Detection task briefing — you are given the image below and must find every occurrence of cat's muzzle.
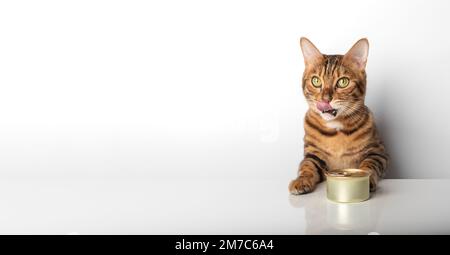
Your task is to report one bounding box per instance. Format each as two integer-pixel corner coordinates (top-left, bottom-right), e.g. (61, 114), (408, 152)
(322, 109), (338, 117)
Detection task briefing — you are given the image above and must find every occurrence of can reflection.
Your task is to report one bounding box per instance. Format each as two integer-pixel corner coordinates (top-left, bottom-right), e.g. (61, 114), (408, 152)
(326, 200), (370, 230)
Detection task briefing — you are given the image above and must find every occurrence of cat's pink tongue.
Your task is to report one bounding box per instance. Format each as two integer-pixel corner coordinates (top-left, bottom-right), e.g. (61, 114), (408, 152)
(316, 101), (333, 112)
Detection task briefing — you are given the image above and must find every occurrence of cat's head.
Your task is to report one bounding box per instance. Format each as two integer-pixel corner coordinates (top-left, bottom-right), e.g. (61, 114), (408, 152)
(300, 37), (369, 121)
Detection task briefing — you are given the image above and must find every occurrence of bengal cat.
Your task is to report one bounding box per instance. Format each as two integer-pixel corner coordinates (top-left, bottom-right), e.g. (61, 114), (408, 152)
(289, 37), (389, 195)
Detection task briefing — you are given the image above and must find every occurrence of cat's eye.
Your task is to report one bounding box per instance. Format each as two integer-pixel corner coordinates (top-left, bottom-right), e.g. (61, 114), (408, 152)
(337, 77), (350, 88)
(311, 76), (322, 87)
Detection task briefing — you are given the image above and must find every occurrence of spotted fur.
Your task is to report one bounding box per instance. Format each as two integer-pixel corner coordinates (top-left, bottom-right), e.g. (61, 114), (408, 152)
(289, 38), (389, 195)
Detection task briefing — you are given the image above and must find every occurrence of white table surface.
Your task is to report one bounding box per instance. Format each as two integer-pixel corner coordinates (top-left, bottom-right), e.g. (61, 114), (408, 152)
(0, 178), (448, 234)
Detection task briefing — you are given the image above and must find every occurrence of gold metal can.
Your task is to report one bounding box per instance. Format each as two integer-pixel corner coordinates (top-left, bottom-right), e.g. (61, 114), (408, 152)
(325, 169), (370, 203)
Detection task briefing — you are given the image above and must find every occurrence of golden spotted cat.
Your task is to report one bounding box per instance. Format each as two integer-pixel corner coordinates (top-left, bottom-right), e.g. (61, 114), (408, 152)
(289, 38), (389, 195)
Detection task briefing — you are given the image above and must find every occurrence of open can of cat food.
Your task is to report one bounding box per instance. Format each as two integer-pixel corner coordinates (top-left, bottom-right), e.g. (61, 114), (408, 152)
(325, 169), (370, 203)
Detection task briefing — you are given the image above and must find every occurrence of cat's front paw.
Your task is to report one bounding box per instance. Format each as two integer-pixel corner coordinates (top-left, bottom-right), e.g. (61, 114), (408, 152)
(289, 176), (316, 195)
(361, 168), (379, 192)
(369, 175), (378, 192)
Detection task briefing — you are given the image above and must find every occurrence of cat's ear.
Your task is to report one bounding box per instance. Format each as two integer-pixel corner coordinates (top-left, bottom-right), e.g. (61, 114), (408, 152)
(343, 38), (369, 70)
(300, 37), (323, 67)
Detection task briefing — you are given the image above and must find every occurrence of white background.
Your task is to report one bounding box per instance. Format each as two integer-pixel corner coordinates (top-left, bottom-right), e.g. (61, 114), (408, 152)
(0, 0), (449, 181)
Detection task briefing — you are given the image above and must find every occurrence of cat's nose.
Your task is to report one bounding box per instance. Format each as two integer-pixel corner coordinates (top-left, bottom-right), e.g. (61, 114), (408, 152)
(322, 95), (333, 102)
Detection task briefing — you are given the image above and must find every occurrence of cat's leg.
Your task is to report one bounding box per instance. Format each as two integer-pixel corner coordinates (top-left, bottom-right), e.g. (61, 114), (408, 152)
(359, 151), (389, 192)
(289, 153), (326, 195)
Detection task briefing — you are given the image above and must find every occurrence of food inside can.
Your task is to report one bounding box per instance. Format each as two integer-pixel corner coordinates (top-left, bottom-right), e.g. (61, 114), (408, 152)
(325, 169), (370, 203)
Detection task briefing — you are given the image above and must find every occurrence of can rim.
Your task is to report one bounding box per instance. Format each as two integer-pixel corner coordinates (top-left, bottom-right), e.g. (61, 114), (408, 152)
(325, 168), (371, 178)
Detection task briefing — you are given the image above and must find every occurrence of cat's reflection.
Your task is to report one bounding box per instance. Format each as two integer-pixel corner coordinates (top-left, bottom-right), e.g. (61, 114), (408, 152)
(289, 188), (384, 234)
